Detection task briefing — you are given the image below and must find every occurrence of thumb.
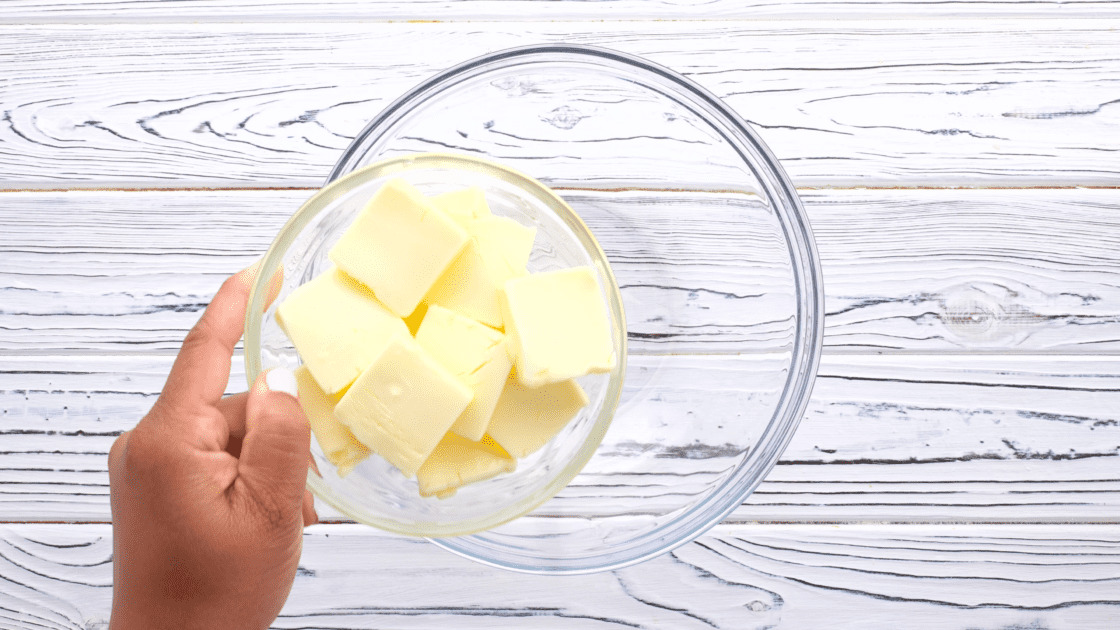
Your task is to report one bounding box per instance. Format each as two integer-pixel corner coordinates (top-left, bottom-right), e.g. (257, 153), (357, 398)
(237, 369), (310, 526)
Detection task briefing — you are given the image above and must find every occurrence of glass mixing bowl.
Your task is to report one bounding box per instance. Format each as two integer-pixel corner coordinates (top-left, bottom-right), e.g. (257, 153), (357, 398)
(248, 43), (824, 574)
(245, 153), (627, 539)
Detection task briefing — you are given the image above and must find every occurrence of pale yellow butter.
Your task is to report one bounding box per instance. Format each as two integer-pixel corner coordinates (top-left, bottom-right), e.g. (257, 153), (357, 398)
(329, 178), (469, 317)
(431, 186), (492, 228)
(471, 216), (536, 281)
(276, 267), (408, 395)
(423, 241), (503, 327)
(499, 267), (615, 388)
(425, 214), (536, 328)
(334, 334), (473, 478)
(415, 304), (512, 441)
(486, 377), (589, 458)
(416, 432), (516, 499)
(294, 366), (369, 477)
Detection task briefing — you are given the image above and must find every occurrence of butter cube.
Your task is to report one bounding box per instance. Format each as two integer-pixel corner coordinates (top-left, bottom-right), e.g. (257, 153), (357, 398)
(294, 366), (369, 477)
(416, 432), (516, 499)
(431, 186), (492, 228)
(486, 377), (589, 458)
(423, 242), (502, 327)
(329, 178), (470, 317)
(415, 305), (512, 441)
(276, 267), (409, 395)
(425, 215), (536, 328)
(471, 216), (536, 280)
(499, 267), (615, 388)
(334, 335), (473, 478)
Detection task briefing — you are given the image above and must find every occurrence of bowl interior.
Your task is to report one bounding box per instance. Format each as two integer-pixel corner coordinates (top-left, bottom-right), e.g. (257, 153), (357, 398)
(245, 155), (627, 538)
(255, 44), (824, 573)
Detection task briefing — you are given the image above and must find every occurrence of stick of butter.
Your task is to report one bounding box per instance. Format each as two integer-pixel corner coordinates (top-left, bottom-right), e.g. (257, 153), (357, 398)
(486, 376), (589, 458)
(294, 366), (369, 477)
(334, 334), (474, 478)
(499, 266), (615, 388)
(416, 432), (516, 499)
(415, 304), (512, 442)
(329, 178), (470, 317)
(276, 267), (408, 395)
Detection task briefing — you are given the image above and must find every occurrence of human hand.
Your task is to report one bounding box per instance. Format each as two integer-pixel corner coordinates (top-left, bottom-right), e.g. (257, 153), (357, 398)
(108, 261), (317, 630)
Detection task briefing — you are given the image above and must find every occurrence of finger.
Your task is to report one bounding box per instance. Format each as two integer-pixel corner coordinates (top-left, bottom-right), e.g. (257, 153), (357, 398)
(302, 490), (319, 527)
(236, 369), (310, 526)
(217, 391), (249, 437)
(225, 435), (244, 459)
(160, 260), (263, 412)
(263, 264), (284, 311)
(216, 391), (250, 457)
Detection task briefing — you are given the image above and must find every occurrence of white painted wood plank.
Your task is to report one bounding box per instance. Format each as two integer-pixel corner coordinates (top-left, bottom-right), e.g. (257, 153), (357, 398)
(3, 188), (1117, 354)
(1, 22), (1118, 189)
(5, 0), (1120, 22)
(737, 353), (1120, 521)
(1, 353), (1117, 522)
(1, 523), (1118, 629)
(804, 189), (1120, 353)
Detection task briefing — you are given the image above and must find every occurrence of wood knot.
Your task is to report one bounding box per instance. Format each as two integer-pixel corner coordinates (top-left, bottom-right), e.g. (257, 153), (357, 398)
(940, 284), (1040, 343)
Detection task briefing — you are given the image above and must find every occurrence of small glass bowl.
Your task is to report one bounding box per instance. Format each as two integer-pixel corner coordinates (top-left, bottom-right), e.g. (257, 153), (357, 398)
(249, 43), (825, 574)
(245, 153), (627, 538)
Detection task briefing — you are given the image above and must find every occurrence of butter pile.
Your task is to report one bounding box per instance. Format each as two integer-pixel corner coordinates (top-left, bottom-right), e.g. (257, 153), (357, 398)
(278, 178), (615, 499)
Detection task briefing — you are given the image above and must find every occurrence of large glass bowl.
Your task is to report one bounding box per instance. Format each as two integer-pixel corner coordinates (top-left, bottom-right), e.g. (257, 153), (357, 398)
(249, 44), (824, 574)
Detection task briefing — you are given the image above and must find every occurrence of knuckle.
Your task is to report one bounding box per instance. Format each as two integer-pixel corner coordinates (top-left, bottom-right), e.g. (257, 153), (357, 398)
(108, 431), (129, 465)
(120, 425), (155, 473)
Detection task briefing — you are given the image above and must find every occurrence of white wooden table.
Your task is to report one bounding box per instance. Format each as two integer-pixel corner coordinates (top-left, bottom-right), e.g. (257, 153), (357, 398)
(2, 3), (1119, 628)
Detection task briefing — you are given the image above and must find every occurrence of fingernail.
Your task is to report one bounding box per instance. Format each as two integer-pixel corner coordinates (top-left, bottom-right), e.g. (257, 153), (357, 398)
(265, 368), (299, 399)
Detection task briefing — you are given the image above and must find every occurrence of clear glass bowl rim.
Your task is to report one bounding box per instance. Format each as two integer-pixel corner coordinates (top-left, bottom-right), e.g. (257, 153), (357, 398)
(327, 43), (826, 573)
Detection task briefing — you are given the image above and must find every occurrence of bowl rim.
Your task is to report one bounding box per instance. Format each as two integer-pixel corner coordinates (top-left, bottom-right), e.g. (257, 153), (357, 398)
(244, 152), (628, 538)
(328, 43), (825, 573)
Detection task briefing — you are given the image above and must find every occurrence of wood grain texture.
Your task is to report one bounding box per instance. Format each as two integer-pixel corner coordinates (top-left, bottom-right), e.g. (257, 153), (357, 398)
(1, 3), (1116, 627)
(1, 21), (1118, 188)
(5, 0), (1120, 22)
(805, 189), (1120, 353)
(3, 188), (1117, 354)
(2, 353), (1116, 522)
(1, 523), (1118, 629)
